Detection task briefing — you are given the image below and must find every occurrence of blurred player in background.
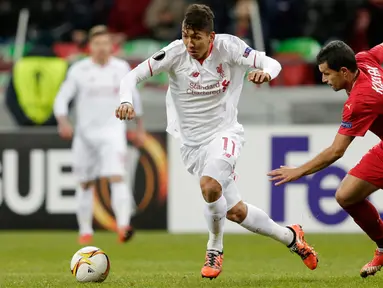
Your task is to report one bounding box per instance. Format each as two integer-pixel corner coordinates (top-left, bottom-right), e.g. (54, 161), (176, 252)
(268, 40), (383, 278)
(116, 4), (318, 279)
(54, 25), (145, 245)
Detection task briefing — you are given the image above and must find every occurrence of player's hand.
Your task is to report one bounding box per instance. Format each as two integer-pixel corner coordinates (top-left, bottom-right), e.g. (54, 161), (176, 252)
(247, 70), (271, 84)
(58, 121), (73, 140)
(267, 166), (304, 186)
(115, 103), (136, 121)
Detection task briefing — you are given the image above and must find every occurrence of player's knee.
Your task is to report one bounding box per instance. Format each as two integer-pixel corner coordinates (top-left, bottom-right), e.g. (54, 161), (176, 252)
(335, 190), (352, 208)
(200, 176), (222, 203)
(226, 201), (247, 223)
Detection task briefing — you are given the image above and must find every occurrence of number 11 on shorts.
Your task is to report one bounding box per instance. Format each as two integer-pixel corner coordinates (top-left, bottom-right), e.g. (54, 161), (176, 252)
(222, 137), (235, 158)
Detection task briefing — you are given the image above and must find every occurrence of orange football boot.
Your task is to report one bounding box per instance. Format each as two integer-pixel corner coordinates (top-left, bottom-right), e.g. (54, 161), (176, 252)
(118, 226), (135, 243)
(288, 224), (318, 270)
(78, 234), (93, 245)
(201, 250), (224, 280)
(360, 249), (383, 278)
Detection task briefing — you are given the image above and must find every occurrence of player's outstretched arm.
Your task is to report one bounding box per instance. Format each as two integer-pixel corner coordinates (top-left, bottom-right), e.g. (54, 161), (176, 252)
(117, 60), (145, 124)
(54, 68), (77, 140)
(268, 133), (354, 186)
(118, 64), (150, 120)
(117, 46), (175, 121)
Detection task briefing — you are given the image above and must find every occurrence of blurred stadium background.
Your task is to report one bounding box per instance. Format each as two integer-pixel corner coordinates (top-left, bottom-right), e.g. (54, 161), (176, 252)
(2, 0), (383, 287)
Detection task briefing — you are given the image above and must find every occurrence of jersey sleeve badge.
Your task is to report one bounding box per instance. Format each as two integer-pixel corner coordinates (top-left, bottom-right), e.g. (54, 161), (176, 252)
(243, 47), (253, 58)
(152, 50), (166, 61)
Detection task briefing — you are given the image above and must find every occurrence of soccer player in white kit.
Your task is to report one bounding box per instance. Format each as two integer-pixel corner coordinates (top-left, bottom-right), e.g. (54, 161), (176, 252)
(54, 26), (145, 245)
(116, 4), (319, 279)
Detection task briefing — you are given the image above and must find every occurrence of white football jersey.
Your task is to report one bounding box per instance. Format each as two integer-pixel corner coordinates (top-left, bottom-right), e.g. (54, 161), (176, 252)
(54, 57), (142, 135)
(120, 34), (281, 146)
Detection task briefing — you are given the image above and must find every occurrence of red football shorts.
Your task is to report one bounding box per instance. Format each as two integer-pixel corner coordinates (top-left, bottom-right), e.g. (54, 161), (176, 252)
(349, 143), (383, 188)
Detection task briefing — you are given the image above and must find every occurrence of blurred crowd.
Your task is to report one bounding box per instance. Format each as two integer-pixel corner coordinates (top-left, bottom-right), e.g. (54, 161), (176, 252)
(0, 0), (383, 110)
(0, 0), (382, 54)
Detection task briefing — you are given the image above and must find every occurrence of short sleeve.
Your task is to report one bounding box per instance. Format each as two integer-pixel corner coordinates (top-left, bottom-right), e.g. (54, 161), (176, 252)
(338, 99), (377, 137)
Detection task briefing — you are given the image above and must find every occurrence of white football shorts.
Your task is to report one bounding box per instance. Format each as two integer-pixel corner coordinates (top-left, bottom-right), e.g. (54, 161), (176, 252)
(180, 130), (245, 210)
(72, 130), (127, 183)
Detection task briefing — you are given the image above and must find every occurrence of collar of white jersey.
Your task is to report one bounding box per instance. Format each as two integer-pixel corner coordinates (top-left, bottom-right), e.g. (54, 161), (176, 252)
(90, 57), (112, 67)
(196, 42), (214, 65)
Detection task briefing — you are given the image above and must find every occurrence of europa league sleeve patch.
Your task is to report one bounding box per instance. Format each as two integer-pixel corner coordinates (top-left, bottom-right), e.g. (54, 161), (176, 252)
(152, 50), (166, 61)
(243, 47), (253, 58)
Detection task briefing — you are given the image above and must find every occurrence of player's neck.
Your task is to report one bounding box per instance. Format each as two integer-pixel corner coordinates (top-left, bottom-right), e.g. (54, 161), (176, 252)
(198, 54), (208, 64)
(91, 56), (110, 66)
(346, 69), (360, 95)
(198, 43), (213, 65)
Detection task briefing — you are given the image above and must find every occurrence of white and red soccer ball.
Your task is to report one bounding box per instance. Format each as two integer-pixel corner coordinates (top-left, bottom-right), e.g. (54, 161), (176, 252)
(70, 246), (110, 282)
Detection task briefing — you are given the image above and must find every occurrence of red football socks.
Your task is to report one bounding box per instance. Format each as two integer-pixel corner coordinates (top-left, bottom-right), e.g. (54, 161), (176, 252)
(343, 199), (383, 247)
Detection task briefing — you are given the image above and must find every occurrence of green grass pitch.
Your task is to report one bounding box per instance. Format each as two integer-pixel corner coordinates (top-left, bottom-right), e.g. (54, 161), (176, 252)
(1, 231), (382, 287)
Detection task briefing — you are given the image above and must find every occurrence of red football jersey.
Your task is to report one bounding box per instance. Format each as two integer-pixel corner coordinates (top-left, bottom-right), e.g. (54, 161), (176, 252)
(338, 44), (383, 139)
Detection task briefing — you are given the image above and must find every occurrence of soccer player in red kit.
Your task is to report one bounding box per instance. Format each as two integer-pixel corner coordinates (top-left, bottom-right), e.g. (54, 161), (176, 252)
(268, 40), (383, 278)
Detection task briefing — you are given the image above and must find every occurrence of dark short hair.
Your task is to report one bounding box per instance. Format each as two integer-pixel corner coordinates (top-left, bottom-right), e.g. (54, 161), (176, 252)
(183, 4), (214, 33)
(316, 40), (357, 72)
(88, 25), (109, 40)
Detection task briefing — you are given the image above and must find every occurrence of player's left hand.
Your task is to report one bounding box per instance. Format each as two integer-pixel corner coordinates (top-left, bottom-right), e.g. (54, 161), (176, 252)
(247, 70), (271, 84)
(267, 166), (304, 186)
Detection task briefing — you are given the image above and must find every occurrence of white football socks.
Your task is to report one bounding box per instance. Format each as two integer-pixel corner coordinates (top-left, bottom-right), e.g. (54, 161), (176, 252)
(76, 186), (94, 235)
(204, 196), (227, 252)
(240, 202), (295, 246)
(111, 181), (133, 229)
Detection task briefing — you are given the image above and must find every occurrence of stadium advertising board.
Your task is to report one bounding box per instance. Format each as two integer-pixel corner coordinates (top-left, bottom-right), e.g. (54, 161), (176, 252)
(0, 130), (168, 230)
(169, 125), (383, 233)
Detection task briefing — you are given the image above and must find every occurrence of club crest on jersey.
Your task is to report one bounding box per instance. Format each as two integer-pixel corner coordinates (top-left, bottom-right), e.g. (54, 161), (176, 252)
(152, 50), (166, 61)
(243, 47), (252, 58)
(216, 63), (225, 78)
